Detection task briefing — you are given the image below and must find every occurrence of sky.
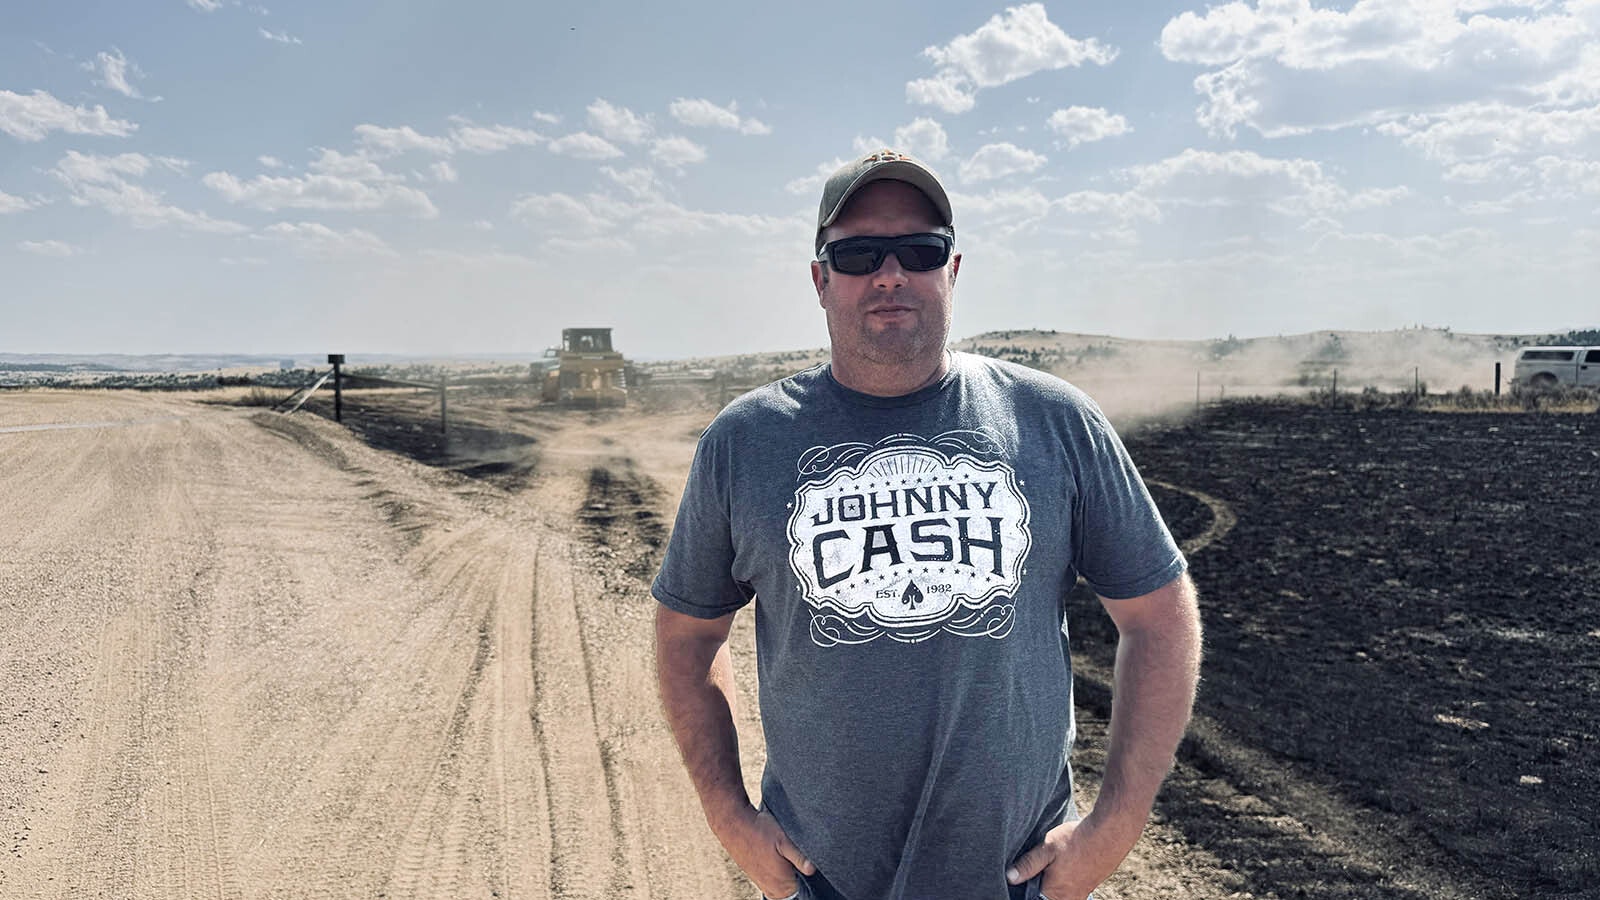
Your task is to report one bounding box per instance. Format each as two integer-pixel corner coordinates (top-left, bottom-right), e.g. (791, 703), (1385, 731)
(3, 0), (1599, 359)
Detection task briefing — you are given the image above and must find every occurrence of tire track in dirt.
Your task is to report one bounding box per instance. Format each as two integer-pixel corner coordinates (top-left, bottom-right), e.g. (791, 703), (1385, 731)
(1146, 479), (1237, 556)
(528, 519), (621, 898)
(378, 609), (494, 899)
(526, 544), (571, 899)
(571, 569), (648, 900)
(489, 544), (554, 900)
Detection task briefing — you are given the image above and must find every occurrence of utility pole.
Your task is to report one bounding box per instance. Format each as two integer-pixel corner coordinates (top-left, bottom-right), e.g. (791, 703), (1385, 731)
(328, 354), (345, 422)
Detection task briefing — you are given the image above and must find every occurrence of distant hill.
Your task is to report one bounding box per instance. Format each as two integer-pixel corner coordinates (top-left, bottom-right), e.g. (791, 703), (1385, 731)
(5, 328), (1592, 407)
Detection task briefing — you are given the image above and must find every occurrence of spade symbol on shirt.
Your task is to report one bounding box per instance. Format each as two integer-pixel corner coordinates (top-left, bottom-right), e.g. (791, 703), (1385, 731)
(901, 582), (924, 609)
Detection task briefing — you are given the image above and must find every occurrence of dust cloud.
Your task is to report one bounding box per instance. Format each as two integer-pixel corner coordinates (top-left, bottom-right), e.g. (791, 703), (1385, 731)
(668, 328), (1539, 430)
(956, 327), (1533, 427)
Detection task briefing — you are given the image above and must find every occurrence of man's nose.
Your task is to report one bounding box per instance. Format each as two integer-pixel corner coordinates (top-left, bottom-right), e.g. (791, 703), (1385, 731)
(872, 251), (909, 288)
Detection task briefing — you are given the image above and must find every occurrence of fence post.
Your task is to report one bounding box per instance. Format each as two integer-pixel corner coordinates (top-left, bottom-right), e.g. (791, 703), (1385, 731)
(328, 354), (345, 422)
(1415, 366), (1421, 397)
(1494, 362), (1501, 397)
(1332, 368), (1338, 396)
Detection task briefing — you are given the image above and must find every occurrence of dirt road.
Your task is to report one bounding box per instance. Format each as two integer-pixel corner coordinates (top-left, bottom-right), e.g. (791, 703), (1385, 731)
(0, 390), (759, 899)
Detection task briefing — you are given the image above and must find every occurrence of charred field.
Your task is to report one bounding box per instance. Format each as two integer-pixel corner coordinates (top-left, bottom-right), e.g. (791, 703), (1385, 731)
(1071, 399), (1600, 899)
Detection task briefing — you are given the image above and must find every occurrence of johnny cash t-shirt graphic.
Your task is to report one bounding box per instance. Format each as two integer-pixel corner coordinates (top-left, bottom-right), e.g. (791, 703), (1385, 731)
(786, 428), (1033, 646)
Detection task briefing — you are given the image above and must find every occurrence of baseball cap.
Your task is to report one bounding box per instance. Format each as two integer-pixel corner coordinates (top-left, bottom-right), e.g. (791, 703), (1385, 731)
(815, 149), (953, 254)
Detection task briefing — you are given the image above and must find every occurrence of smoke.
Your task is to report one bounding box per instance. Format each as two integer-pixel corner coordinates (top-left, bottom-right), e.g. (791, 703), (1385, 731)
(955, 328), (1531, 427)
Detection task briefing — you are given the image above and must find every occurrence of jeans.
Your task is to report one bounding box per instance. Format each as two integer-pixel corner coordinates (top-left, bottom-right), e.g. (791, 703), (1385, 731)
(764, 869), (1058, 899)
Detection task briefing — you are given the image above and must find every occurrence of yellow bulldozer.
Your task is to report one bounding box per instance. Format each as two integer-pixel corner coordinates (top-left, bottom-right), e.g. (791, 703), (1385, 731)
(538, 327), (628, 407)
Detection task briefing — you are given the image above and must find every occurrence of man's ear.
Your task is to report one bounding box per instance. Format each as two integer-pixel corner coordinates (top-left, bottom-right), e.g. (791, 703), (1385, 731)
(949, 252), (961, 286)
(811, 260), (829, 300)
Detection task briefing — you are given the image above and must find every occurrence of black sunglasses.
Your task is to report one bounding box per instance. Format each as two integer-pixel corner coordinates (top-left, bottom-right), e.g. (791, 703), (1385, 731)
(818, 232), (953, 276)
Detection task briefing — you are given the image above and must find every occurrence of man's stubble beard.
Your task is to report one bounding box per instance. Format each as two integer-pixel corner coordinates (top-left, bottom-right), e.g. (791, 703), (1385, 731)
(829, 286), (952, 369)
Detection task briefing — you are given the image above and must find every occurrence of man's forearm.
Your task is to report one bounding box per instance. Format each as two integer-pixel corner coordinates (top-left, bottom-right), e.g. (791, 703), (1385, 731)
(1096, 580), (1203, 823)
(656, 633), (752, 830)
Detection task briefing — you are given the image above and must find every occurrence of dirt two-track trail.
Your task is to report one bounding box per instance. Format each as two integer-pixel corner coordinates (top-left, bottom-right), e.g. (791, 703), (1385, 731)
(0, 390), (761, 900)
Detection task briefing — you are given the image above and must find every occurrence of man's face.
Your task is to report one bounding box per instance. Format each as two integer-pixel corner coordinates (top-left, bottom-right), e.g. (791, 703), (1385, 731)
(811, 180), (961, 374)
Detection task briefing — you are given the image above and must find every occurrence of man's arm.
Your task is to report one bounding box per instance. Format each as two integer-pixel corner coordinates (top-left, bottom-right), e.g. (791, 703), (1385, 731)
(1007, 573), (1203, 900)
(655, 604), (816, 898)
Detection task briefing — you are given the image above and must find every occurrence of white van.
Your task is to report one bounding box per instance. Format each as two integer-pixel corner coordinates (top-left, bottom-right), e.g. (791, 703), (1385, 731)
(1513, 346), (1600, 389)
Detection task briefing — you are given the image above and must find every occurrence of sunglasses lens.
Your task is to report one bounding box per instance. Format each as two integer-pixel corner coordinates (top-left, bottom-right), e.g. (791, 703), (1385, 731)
(825, 234), (950, 275)
(829, 241), (884, 276)
(894, 236), (950, 271)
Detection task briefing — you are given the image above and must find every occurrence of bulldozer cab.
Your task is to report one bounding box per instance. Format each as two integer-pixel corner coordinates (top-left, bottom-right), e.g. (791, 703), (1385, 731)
(563, 329), (614, 353)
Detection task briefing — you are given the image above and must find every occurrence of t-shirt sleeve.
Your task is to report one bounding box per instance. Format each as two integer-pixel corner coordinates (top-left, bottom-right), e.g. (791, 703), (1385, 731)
(652, 426), (754, 619)
(1069, 397), (1188, 600)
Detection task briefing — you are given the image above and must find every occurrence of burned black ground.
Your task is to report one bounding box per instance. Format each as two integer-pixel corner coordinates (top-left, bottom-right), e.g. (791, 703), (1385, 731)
(1070, 401), (1599, 899)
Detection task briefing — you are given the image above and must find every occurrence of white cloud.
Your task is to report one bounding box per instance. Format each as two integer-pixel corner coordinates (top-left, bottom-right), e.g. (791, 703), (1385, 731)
(532, 110), (561, 125)
(1441, 159), (1526, 183)
(668, 98), (771, 135)
(53, 150), (162, 183)
(908, 4), (1118, 114)
(1382, 102), (1600, 166)
(449, 122), (545, 153)
(1124, 148), (1409, 217)
(1045, 106), (1131, 148)
(259, 221), (395, 257)
(948, 185), (1160, 242)
(429, 160), (458, 183)
(0, 89), (137, 142)
(511, 190), (805, 249)
(601, 166), (662, 200)
(187, 0), (222, 10)
(85, 48), (156, 101)
(1055, 190), (1163, 224)
(511, 192), (614, 235)
(355, 123), (455, 156)
(894, 118), (951, 162)
(959, 142), (1047, 183)
(1, 190), (38, 213)
(628, 205), (797, 239)
(548, 132), (624, 159)
(259, 28), (302, 45)
(950, 187), (1055, 236)
(906, 74), (977, 115)
(18, 239), (80, 257)
(203, 151), (439, 217)
(258, 155), (285, 169)
(51, 151), (246, 233)
(651, 135), (707, 168)
(1536, 155), (1600, 195)
(219, 256), (268, 266)
(306, 148), (389, 179)
(785, 157), (852, 196)
(1161, 0), (1598, 141)
(587, 99), (653, 144)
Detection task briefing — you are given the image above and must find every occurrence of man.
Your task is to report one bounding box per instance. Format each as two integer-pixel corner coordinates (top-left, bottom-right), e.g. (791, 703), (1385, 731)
(653, 149), (1202, 900)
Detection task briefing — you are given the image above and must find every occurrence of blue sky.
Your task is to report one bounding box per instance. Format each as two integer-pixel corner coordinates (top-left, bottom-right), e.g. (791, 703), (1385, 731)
(3, 1), (1598, 358)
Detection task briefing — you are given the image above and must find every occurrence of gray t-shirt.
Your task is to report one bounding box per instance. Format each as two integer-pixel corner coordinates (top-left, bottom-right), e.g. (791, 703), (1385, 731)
(653, 353), (1185, 900)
